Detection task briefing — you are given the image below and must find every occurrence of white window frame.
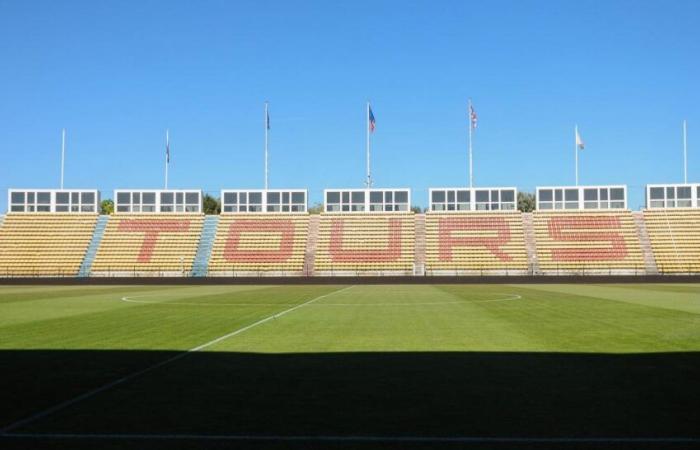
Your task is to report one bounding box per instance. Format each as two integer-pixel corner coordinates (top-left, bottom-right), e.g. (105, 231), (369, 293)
(536, 185), (627, 210)
(114, 189), (202, 214)
(646, 183), (700, 209)
(429, 187), (517, 212)
(7, 189), (100, 213)
(324, 188), (411, 213)
(221, 189), (308, 213)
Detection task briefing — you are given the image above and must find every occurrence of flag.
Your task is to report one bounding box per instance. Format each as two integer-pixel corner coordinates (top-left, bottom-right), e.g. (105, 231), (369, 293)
(166, 131), (170, 163)
(575, 127), (584, 150)
(368, 106), (376, 133)
(469, 103), (477, 129)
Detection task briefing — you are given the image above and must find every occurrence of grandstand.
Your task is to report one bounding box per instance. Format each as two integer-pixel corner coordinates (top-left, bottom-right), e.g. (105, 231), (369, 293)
(313, 189), (415, 275)
(90, 190), (204, 276)
(643, 183), (700, 274)
(533, 185), (645, 274)
(425, 187), (528, 275)
(0, 190), (100, 277)
(2, 182), (700, 278)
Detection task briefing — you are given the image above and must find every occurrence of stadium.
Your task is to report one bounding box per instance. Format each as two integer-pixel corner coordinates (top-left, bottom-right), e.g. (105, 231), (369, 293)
(1, 1), (700, 449)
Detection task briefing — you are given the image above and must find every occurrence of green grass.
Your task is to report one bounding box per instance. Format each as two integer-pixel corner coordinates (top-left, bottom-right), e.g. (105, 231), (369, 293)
(0, 283), (699, 450)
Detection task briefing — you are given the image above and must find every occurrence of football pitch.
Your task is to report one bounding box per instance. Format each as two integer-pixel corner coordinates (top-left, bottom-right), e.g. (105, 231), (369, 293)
(1, 283), (699, 449)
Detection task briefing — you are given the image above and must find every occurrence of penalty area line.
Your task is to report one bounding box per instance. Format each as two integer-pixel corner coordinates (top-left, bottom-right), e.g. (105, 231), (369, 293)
(0, 285), (355, 434)
(1, 432), (699, 444)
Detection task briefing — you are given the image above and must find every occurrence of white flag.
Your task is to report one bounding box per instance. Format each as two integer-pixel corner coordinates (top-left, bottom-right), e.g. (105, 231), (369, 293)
(575, 127), (584, 150)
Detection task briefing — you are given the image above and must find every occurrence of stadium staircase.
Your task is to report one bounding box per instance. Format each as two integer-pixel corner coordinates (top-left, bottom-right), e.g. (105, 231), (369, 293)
(413, 213), (426, 275)
(631, 211), (659, 275)
(522, 213), (540, 275)
(77, 215), (110, 277)
(191, 215), (219, 277)
(303, 215), (320, 276)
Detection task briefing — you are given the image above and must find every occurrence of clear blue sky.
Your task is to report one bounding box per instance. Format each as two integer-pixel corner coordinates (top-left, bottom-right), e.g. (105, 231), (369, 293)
(1, 0), (698, 212)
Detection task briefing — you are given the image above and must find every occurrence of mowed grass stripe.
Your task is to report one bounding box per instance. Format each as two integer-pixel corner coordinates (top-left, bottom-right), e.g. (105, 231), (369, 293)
(0, 285), (351, 431)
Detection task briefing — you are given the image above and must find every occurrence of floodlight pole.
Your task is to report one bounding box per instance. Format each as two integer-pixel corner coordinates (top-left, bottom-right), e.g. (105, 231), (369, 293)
(683, 120), (688, 184)
(60, 128), (66, 189)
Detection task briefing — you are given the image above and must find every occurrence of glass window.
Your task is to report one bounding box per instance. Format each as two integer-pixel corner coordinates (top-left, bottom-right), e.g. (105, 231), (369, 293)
(342, 192), (350, 203)
(678, 186), (691, 199)
(37, 192), (50, 203)
(282, 192), (289, 203)
(351, 191), (365, 203)
(224, 192), (236, 204)
(28, 192), (35, 203)
(185, 193), (199, 204)
(564, 189), (578, 201)
(491, 190), (500, 202)
(132, 192), (141, 203)
(82, 192), (95, 204)
(240, 192), (247, 203)
(56, 192), (69, 203)
(327, 192), (340, 204)
(501, 190), (514, 202)
(457, 190), (470, 202)
(292, 192), (305, 204)
(611, 188), (624, 201)
(600, 189), (608, 200)
(117, 192), (130, 204)
(384, 191), (393, 202)
(432, 191), (445, 203)
(71, 192), (80, 203)
(539, 190), (552, 202)
(370, 191), (383, 203)
(649, 187), (664, 200)
(176, 192), (183, 203)
(447, 191), (455, 202)
(142, 192), (156, 204)
(584, 189), (597, 201)
(10, 192), (25, 204)
(161, 192), (173, 204)
(475, 190), (489, 203)
(267, 192), (280, 203)
(249, 192), (262, 204)
(554, 190), (563, 201)
(56, 205), (69, 212)
(395, 191), (408, 203)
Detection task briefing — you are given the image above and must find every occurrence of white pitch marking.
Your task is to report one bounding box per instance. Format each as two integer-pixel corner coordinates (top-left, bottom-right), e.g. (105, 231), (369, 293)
(1, 432), (698, 444)
(0, 285), (356, 434)
(120, 293), (522, 307)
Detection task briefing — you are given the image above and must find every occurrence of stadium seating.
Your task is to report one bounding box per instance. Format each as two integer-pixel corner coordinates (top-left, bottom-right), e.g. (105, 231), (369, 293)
(91, 214), (204, 276)
(643, 209), (700, 274)
(0, 213), (98, 277)
(207, 214), (309, 276)
(533, 211), (645, 274)
(425, 212), (529, 275)
(314, 213), (415, 275)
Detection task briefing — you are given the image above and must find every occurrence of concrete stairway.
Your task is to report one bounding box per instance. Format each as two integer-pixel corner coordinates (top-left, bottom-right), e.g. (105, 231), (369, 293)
(632, 211), (659, 275)
(522, 212), (540, 275)
(413, 213), (426, 275)
(78, 215), (110, 277)
(192, 215), (219, 277)
(303, 215), (320, 276)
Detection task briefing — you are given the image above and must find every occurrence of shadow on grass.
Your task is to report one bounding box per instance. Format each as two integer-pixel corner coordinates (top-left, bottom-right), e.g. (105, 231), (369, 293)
(1, 350), (699, 449)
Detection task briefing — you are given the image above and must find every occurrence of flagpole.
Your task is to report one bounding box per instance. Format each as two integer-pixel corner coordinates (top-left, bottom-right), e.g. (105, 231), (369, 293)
(683, 120), (688, 184)
(575, 125), (579, 186)
(468, 99), (473, 188)
(60, 128), (66, 189)
(366, 101), (371, 188)
(264, 101), (269, 190)
(165, 129), (169, 190)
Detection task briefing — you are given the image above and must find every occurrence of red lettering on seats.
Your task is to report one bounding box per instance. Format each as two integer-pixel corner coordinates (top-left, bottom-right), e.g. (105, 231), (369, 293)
(547, 216), (627, 261)
(329, 218), (402, 262)
(117, 220), (191, 263)
(438, 216), (513, 262)
(223, 220), (294, 262)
